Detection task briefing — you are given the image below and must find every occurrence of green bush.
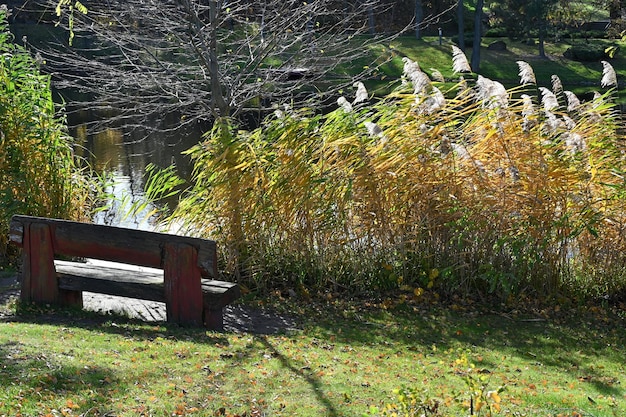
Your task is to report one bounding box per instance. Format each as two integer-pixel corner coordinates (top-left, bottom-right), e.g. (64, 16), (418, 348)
(0, 5), (95, 264)
(483, 27), (509, 38)
(559, 29), (609, 40)
(563, 45), (613, 61)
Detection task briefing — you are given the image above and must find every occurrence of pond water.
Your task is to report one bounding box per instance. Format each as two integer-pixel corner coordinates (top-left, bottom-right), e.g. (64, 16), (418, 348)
(70, 121), (205, 229)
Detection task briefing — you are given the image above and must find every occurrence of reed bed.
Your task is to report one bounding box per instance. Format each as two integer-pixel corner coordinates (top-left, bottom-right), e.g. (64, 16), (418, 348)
(0, 8), (93, 263)
(160, 49), (626, 299)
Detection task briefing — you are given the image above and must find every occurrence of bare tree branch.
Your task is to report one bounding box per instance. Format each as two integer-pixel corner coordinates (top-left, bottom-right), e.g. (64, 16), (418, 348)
(29, 0), (401, 134)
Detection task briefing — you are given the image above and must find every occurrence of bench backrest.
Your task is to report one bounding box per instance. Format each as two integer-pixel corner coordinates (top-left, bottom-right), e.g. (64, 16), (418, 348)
(9, 215), (218, 278)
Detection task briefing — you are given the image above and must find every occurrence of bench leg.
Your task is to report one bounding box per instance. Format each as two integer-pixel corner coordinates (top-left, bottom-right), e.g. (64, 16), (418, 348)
(203, 308), (224, 331)
(22, 223), (58, 304)
(163, 243), (203, 327)
(21, 223), (83, 308)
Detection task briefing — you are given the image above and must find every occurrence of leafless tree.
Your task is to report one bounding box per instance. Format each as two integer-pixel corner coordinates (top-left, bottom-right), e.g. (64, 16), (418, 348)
(30, 0), (395, 133)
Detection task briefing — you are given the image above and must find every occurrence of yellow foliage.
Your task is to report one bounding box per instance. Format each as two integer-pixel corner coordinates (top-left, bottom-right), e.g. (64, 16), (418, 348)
(166, 58), (626, 297)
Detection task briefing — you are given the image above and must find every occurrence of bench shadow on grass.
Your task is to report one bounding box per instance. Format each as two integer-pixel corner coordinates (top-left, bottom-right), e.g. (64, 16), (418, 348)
(6, 301), (230, 345)
(2, 298), (339, 416)
(4, 292), (626, 415)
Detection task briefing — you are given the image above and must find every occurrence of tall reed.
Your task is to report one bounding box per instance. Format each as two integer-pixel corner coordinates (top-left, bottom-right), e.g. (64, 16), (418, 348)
(0, 6), (94, 264)
(160, 52), (626, 299)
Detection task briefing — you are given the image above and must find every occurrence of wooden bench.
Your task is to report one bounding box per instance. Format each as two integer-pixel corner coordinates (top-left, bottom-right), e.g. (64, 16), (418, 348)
(8, 215), (240, 330)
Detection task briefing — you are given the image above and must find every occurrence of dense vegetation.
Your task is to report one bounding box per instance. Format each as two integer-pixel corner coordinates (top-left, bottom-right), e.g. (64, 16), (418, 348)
(148, 46), (626, 302)
(0, 6), (95, 265)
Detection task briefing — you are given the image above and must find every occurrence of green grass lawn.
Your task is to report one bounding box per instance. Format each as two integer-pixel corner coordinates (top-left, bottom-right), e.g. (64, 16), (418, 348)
(1, 294), (625, 416)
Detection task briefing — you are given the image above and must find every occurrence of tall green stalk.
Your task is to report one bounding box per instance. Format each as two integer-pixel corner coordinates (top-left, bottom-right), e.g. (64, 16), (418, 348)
(0, 6), (94, 264)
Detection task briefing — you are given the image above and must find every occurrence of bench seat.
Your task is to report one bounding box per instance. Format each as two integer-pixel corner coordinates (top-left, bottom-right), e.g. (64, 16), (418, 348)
(55, 261), (240, 329)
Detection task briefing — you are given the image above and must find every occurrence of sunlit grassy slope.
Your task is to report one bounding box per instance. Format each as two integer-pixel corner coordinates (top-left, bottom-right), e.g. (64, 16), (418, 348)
(358, 35), (626, 101)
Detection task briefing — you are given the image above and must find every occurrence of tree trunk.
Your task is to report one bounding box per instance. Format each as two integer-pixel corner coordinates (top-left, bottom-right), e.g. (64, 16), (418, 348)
(367, 1), (376, 35)
(538, 19), (546, 58)
(470, 0), (483, 72)
(610, 0), (620, 19)
(457, 0), (465, 51)
(209, 0), (229, 117)
(415, 0), (423, 40)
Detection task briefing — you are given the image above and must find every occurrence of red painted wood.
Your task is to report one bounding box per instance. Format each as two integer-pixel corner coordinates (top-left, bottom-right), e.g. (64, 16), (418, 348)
(22, 223), (58, 304)
(11, 215), (218, 278)
(163, 243), (203, 326)
(19, 222), (32, 303)
(203, 308), (224, 331)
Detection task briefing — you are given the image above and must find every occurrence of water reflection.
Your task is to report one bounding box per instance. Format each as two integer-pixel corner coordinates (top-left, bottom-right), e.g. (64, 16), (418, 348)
(72, 122), (204, 229)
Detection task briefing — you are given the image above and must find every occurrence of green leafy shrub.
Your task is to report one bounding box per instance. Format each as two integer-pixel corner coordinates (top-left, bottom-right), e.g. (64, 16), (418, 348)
(0, 5), (94, 264)
(483, 27), (508, 38)
(560, 29), (609, 40)
(563, 45), (613, 61)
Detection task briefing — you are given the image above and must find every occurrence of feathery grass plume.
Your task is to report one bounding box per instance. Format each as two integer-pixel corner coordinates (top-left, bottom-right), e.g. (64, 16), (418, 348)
(476, 75), (508, 108)
(564, 91), (581, 111)
(521, 94), (535, 131)
(562, 114), (576, 130)
(592, 91), (604, 108)
(539, 87), (559, 111)
(551, 75), (563, 95)
(402, 57), (421, 84)
(353, 81), (368, 104)
(564, 132), (586, 153)
(521, 94), (535, 116)
(516, 61), (536, 85)
(411, 70), (432, 96)
(402, 56), (420, 75)
(450, 142), (471, 159)
(543, 110), (563, 134)
(364, 121), (388, 146)
(451, 45), (471, 73)
(600, 61), (617, 88)
(418, 86), (446, 114)
(429, 68), (445, 82)
(364, 121), (383, 137)
(337, 96), (353, 113)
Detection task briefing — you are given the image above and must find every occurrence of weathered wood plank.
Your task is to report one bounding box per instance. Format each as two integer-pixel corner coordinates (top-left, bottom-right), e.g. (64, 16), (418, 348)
(55, 261), (240, 310)
(202, 280), (241, 307)
(202, 280), (241, 331)
(56, 261), (166, 302)
(22, 223), (58, 304)
(10, 215), (218, 278)
(163, 243), (203, 326)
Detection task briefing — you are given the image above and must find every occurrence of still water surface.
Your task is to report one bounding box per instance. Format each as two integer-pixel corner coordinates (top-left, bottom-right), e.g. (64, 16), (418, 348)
(71, 122), (204, 229)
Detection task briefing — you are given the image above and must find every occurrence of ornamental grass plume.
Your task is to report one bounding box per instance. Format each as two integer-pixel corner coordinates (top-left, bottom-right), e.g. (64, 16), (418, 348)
(600, 60), (617, 88)
(564, 91), (581, 111)
(516, 61), (536, 85)
(539, 87), (559, 111)
(451, 45), (471, 73)
(429, 68), (445, 83)
(551, 74), (563, 95)
(337, 96), (353, 113)
(353, 81), (369, 104)
(475, 75), (508, 108)
(402, 56), (421, 80)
